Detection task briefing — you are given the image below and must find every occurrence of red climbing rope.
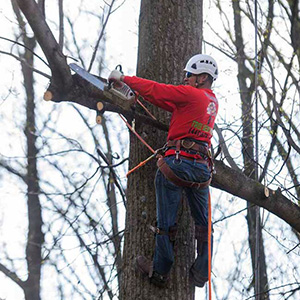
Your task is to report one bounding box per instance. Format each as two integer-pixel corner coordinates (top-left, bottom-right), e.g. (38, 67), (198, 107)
(208, 191), (212, 300)
(118, 113), (155, 154)
(126, 151), (157, 177)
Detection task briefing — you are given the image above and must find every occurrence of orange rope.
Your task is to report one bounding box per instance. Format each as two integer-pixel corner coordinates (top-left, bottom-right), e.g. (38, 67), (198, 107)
(118, 114), (155, 153)
(126, 152), (157, 177)
(136, 99), (157, 120)
(208, 191), (212, 300)
(133, 91), (157, 120)
(118, 113), (158, 177)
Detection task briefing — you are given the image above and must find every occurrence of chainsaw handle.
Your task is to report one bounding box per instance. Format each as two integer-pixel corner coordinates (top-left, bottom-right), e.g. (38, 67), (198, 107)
(115, 64), (123, 74)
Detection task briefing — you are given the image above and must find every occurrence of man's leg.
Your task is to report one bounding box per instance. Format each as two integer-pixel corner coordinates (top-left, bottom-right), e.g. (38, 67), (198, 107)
(136, 157), (183, 287)
(153, 161), (183, 275)
(185, 162), (213, 287)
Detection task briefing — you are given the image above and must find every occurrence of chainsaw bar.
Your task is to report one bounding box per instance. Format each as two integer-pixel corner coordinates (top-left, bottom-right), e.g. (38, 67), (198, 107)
(70, 63), (156, 120)
(69, 63), (106, 91)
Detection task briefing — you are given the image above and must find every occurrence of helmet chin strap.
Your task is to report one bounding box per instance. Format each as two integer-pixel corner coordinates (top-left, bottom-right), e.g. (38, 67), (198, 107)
(195, 75), (204, 88)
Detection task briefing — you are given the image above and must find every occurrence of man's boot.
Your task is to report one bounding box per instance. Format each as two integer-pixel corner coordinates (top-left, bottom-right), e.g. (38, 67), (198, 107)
(190, 225), (210, 288)
(136, 255), (169, 288)
(189, 263), (208, 288)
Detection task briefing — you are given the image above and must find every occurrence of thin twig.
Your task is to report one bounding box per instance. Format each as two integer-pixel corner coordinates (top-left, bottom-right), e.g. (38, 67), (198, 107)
(0, 50), (51, 79)
(58, 0), (64, 50)
(0, 36), (49, 67)
(88, 0), (116, 72)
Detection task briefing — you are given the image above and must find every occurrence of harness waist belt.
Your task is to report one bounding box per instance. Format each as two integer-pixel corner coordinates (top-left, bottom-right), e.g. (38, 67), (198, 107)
(175, 156), (209, 164)
(157, 157), (211, 189)
(166, 139), (209, 155)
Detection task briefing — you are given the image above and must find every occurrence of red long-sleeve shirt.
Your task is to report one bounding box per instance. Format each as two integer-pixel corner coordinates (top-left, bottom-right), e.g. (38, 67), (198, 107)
(123, 76), (218, 156)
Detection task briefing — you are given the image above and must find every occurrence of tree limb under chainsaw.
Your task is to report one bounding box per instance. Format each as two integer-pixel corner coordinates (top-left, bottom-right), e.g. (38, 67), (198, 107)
(44, 73), (168, 132)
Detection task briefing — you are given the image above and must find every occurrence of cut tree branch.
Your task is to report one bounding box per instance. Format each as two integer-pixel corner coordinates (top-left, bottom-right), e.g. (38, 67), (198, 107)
(212, 160), (300, 232)
(45, 73), (168, 132)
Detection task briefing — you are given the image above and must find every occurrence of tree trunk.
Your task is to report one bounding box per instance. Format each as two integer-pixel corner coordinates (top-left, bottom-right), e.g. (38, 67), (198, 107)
(21, 36), (43, 300)
(246, 205), (269, 299)
(120, 1), (203, 299)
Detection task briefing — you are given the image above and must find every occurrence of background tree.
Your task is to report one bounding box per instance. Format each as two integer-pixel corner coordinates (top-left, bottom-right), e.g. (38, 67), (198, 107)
(0, 2), (43, 299)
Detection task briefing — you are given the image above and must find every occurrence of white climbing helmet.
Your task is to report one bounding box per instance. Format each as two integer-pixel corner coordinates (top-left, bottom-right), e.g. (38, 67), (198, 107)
(184, 54), (218, 80)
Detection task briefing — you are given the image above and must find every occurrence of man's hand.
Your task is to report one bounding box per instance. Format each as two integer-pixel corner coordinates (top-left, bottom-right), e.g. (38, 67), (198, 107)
(108, 70), (124, 83)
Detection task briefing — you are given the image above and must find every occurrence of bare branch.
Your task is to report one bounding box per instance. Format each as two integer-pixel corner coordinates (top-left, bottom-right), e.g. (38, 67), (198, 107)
(0, 36), (49, 67)
(214, 124), (241, 171)
(15, 0), (72, 91)
(0, 159), (26, 183)
(0, 263), (25, 289)
(65, 16), (86, 68)
(265, 54), (300, 154)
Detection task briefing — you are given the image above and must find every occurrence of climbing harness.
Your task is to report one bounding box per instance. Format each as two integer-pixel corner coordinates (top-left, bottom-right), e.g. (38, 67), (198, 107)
(156, 139), (214, 189)
(157, 157), (211, 189)
(127, 138), (214, 186)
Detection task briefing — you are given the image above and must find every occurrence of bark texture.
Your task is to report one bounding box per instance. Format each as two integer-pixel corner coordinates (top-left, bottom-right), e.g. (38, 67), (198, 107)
(120, 1), (203, 299)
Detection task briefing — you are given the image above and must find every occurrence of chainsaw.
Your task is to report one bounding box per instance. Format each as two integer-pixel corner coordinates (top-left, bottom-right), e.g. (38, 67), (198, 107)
(69, 63), (156, 124)
(69, 63), (135, 101)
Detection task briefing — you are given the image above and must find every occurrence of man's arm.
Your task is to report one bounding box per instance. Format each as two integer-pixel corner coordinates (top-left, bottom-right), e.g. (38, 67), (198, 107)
(123, 76), (190, 111)
(108, 71), (189, 112)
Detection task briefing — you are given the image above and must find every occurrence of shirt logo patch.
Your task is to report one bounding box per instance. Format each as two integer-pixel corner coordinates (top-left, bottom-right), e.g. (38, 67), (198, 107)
(207, 102), (217, 116)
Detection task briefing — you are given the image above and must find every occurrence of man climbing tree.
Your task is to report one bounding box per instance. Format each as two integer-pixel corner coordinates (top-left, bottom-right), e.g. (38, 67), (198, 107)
(109, 54), (219, 288)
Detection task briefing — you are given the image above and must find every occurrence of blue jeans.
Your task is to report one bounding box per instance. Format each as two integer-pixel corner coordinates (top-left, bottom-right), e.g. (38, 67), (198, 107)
(153, 156), (212, 278)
